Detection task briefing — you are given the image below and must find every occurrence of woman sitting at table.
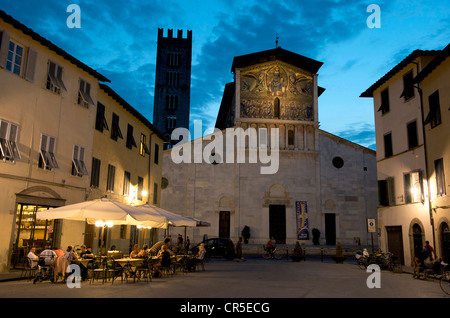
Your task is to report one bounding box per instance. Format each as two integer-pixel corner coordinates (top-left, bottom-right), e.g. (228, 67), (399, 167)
(138, 244), (149, 258)
(130, 244), (140, 258)
(54, 245), (78, 282)
(152, 245), (172, 277)
(187, 243), (206, 271)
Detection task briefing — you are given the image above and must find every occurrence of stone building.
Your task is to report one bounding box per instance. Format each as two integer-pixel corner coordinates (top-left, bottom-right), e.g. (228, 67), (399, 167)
(160, 47), (378, 247)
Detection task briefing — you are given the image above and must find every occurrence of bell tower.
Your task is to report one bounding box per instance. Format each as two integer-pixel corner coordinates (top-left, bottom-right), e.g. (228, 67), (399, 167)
(153, 28), (192, 148)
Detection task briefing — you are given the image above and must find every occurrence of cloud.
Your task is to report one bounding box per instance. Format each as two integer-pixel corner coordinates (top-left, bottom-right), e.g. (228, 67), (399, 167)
(189, 0), (379, 132)
(334, 122), (376, 150)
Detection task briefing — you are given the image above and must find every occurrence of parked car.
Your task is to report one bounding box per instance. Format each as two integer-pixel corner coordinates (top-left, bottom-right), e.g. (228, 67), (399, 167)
(191, 238), (235, 259)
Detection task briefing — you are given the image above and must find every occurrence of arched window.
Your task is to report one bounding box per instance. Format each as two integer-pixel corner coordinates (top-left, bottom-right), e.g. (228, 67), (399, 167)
(274, 98), (280, 118)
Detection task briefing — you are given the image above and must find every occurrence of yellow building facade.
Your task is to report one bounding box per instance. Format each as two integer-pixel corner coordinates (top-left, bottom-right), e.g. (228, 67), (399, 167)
(415, 44), (450, 262)
(362, 44), (450, 265)
(0, 11), (165, 272)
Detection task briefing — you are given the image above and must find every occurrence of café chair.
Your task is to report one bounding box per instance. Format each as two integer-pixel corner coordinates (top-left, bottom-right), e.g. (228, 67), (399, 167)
(21, 257), (37, 280)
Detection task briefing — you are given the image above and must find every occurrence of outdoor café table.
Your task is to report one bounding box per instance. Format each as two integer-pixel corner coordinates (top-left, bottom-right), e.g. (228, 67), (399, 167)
(114, 258), (144, 267)
(73, 258), (91, 268)
(113, 258), (144, 282)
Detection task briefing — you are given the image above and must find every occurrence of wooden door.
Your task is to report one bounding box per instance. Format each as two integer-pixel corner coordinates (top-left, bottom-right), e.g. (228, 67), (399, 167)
(219, 211), (230, 238)
(386, 226), (404, 265)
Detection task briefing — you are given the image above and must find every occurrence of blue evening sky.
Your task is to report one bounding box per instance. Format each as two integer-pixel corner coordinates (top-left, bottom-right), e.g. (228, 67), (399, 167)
(1, 1), (449, 150)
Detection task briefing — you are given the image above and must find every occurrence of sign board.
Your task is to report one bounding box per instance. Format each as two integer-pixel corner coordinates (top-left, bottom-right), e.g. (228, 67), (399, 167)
(367, 219), (376, 233)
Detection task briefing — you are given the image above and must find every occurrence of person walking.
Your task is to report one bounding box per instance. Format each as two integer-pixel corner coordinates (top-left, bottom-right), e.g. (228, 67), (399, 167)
(235, 237), (245, 262)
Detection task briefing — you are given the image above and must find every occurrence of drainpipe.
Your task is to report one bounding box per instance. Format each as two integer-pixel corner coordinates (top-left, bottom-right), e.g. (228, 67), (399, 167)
(413, 62), (437, 253)
(148, 132), (154, 245)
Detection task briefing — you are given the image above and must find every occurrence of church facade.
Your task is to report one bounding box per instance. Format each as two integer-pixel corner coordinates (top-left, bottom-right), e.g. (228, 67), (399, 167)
(160, 47), (378, 247)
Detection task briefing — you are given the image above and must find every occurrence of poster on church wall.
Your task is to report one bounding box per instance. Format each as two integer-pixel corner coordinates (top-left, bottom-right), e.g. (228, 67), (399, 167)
(296, 201), (309, 240)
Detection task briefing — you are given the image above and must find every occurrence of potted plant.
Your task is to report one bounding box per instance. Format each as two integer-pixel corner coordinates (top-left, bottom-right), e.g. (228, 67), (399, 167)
(332, 242), (346, 263)
(292, 241), (305, 262)
(241, 225), (250, 244)
(312, 228), (320, 245)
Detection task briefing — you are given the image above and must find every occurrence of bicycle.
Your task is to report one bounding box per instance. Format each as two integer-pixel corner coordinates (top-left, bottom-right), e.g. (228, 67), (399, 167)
(356, 255), (369, 269)
(440, 270), (450, 295)
(262, 245), (282, 260)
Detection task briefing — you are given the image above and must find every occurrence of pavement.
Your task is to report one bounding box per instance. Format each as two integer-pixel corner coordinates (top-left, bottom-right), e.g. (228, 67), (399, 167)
(0, 255), (447, 316)
(0, 253), (417, 282)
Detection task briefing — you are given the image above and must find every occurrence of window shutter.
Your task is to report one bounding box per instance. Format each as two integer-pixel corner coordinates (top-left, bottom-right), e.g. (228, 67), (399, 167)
(25, 48), (37, 82)
(56, 64), (66, 90)
(387, 177), (395, 206)
(0, 30), (10, 68)
(404, 173), (411, 204)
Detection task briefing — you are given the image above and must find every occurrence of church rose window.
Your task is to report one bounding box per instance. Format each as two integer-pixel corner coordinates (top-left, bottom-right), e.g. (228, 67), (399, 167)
(332, 156), (344, 169)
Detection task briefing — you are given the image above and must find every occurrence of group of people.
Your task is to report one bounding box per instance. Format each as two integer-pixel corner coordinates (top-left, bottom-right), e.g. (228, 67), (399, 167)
(126, 237), (206, 276)
(26, 244), (95, 281)
(25, 235), (209, 282)
(412, 241), (444, 280)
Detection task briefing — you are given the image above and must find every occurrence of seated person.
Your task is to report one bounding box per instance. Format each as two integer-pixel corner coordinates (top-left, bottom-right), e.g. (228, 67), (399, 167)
(63, 245), (78, 264)
(149, 238), (171, 256)
(54, 246), (78, 281)
(151, 245), (172, 277)
(138, 244), (149, 258)
(78, 245), (94, 281)
(27, 247), (39, 268)
(420, 258), (442, 280)
(130, 244), (140, 258)
(187, 243), (206, 271)
(79, 245), (94, 259)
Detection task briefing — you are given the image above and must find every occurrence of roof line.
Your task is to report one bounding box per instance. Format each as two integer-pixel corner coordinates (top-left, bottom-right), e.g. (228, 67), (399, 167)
(99, 84), (168, 142)
(413, 42), (450, 83)
(0, 10), (110, 83)
(360, 49), (441, 98)
(231, 46), (323, 74)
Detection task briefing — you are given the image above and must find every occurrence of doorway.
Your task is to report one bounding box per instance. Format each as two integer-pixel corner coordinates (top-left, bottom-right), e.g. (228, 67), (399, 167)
(11, 204), (57, 268)
(325, 213), (336, 245)
(386, 226), (404, 265)
(441, 223), (450, 263)
(269, 205), (286, 244)
(219, 211), (230, 238)
(412, 223), (423, 259)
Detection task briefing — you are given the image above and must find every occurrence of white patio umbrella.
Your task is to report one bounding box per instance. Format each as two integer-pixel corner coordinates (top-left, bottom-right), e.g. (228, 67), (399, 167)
(36, 198), (168, 229)
(135, 203), (197, 227)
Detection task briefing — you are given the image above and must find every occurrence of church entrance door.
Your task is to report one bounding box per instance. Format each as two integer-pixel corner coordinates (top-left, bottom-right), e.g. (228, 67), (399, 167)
(325, 213), (336, 245)
(269, 205), (286, 244)
(219, 211), (230, 238)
